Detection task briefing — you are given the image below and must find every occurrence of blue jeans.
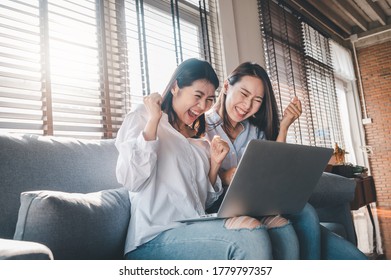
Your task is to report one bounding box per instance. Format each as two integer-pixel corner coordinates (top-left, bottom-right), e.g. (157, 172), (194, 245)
(267, 222), (300, 260)
(286, 203), (368, 260)
(126, 219), (273, 259)
(285, 203), (321, 259)
(206, 194), (300, 260)
(320, 226), (368, 260)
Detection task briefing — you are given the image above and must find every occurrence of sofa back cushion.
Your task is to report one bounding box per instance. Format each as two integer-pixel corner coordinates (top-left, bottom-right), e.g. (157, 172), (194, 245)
(0, 133), (122, 239)
(309, 172), (356, 208)
(14, 188), (130, 259)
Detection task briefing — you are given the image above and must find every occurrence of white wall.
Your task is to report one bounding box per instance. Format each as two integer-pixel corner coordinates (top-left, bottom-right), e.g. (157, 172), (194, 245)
(217, 0), (265, 76)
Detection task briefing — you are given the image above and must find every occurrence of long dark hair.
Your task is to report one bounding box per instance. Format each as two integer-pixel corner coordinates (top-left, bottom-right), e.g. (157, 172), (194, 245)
(161, 58), (219, 137)
(213, 62), (280, 140)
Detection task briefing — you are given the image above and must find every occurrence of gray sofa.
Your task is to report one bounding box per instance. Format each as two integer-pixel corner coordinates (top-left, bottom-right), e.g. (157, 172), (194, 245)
(0, 133), (357, 260)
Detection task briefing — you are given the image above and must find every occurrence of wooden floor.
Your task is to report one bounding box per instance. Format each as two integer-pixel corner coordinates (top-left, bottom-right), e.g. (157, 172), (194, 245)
(376, 207), (391, 259)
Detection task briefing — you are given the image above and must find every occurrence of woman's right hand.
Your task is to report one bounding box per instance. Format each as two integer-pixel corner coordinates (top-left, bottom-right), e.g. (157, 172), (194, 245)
(143, 92), (162, 141)
(143, 92), (163, 121)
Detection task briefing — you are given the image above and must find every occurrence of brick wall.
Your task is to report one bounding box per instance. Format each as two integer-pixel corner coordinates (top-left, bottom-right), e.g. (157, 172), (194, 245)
(357, 40), (391, 258)
(357, 40), (391, 208)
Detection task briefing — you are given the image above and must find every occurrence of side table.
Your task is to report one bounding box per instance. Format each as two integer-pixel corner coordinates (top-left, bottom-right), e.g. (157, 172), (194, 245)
(350, 176), (376, 211)
(350, 176), (377, 252)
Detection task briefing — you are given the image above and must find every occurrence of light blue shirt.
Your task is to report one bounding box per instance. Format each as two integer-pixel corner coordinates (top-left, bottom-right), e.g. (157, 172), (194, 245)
(205, 109), (265, 171)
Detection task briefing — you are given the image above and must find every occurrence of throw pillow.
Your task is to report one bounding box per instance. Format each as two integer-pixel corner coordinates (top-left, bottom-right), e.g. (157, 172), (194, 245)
(13, 188), (130, 260)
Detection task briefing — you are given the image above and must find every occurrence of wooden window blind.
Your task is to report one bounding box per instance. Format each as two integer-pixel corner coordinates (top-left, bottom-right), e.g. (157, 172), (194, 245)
(47, 0), (105, 138)
(258, 0), (345, 148)
(0, 0), (43, 134)
(0, 0), (223, 138)
(124, 0), (224, 105)
(302, 23), (344, 147)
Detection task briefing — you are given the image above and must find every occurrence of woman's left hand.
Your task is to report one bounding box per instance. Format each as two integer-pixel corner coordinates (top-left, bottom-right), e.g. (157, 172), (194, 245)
(280, 96), (302, 130)
(208, 136), (230, 187)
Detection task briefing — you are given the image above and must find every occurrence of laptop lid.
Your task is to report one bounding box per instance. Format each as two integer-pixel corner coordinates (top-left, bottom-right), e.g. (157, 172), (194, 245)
(216, 140), (333, 218)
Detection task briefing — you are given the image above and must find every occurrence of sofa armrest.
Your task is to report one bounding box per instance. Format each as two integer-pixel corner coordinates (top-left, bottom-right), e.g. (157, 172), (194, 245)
(309, 172), (356, 208)
(0, 238), (53, 260)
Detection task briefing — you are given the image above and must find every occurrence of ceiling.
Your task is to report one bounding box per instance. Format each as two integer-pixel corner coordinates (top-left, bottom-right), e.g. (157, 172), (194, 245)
(283, 0), (391, 43)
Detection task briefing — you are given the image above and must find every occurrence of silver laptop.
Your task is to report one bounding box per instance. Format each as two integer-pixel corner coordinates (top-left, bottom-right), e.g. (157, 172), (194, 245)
(178, 140), (333, 222)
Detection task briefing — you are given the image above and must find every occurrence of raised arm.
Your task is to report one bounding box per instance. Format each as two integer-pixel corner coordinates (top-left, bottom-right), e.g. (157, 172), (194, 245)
(115, 93), (163, 192)
(143, 92), (163, 141)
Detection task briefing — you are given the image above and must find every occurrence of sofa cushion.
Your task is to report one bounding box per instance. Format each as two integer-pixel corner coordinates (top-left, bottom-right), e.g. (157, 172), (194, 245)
(13, 188), (130, 260)
(309, 172), (356, 208)
(0, 133), (121, 239)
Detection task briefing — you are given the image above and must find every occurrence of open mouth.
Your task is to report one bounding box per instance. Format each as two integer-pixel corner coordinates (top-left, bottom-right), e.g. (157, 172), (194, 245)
(235, 106), (248, 119)
(187, 109), (200, 123)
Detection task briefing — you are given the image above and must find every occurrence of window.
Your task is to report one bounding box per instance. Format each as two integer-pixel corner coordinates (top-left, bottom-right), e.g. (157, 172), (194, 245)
(0, 0), (42, 135)
(302, 23), (344, 148)
(48, 1), (103, 138)
(258, 0), (345, 148)
(0, 0), (223, 138)
(124, 0), (224, 103)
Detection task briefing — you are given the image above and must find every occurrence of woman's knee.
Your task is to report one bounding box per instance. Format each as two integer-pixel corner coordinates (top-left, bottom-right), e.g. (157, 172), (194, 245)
(288, 203), (319, 225)
(222, 222), (273, 259)
(224, 216), (262, 229)
(301, 203), (320, 223)
(260, 215), (289, 229)
(268, 223), (300, 259)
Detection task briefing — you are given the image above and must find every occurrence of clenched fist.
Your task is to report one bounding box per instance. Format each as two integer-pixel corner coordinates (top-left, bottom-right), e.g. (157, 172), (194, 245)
(210, 135), (230, 165)
(280, 96), (302, 130)
(143, 92), (163, 141)
(143, 92), (163, 121)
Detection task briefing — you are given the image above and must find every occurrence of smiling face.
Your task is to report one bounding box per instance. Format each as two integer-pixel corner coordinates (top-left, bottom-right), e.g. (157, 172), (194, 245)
(172, 79), (216, 128)
(224, 75), (264, 127)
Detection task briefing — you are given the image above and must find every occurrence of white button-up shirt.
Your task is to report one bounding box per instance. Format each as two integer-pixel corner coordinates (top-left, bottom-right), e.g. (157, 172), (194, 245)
(115, 105), (223, 254)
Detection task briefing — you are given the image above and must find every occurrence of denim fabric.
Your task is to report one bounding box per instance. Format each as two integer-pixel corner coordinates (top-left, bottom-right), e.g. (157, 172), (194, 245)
(125, 219), (273, 260)
(285, 203), (368, 260)
(285, 203), (321, 259)
(207, 191), (300, 260)
(268, 222), (300, 260)
(320, 225), (368, 260)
